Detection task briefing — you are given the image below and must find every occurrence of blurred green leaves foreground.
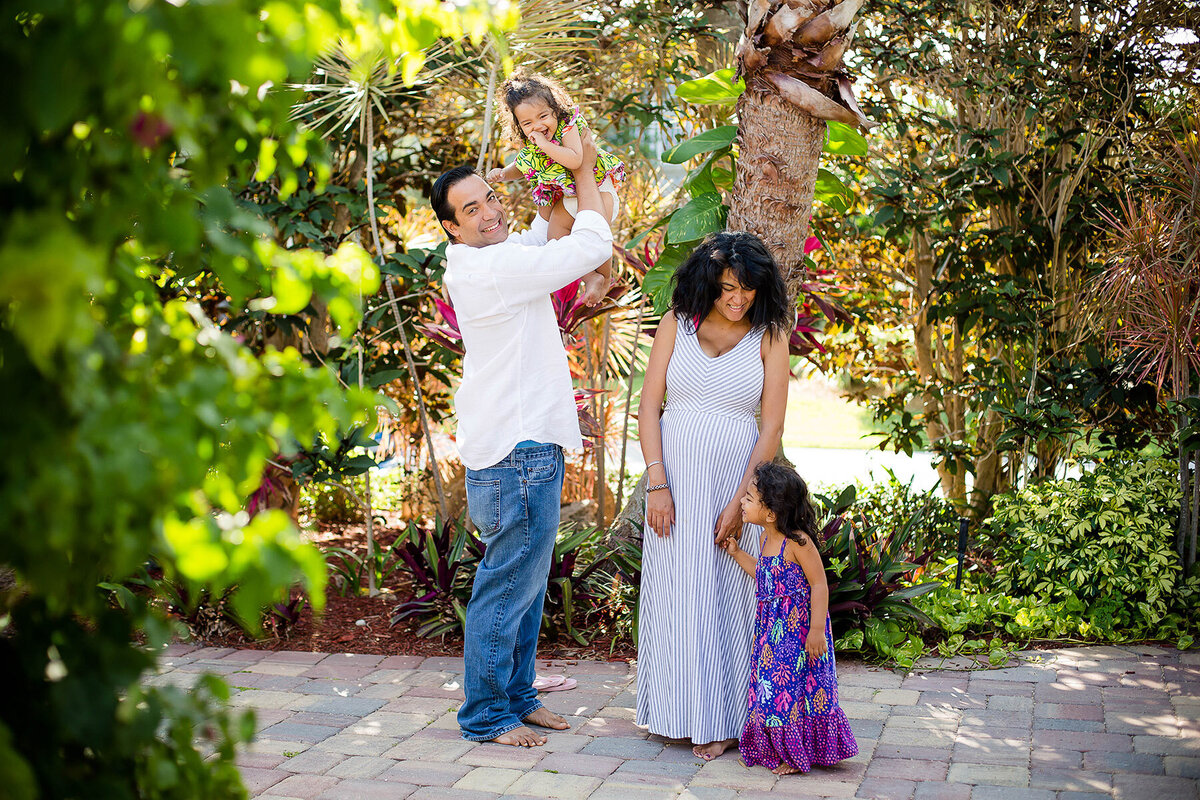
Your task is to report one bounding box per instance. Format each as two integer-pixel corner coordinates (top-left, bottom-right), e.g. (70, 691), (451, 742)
(0, 1), (510, 796)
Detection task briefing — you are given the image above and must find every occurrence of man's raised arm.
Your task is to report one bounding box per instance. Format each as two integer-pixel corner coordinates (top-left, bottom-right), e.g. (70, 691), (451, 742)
(570, 129), (604, 219)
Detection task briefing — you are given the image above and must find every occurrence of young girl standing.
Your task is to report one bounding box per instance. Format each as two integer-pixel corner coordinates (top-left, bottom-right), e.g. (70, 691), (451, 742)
(721, 462), (858, 775)
(486, 70), (625, 306)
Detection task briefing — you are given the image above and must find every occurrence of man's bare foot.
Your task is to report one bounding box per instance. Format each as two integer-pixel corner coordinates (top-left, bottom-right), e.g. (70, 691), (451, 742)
(773, 763), (801, 775)
(579, 273), (608, 306)
(523, 707), (570, 730)
(692, 738), (738, 760)
(490, 726), (547, 747)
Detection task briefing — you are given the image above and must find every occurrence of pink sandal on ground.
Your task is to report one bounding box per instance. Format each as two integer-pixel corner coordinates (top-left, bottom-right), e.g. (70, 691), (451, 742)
(532, 675), (577, 692)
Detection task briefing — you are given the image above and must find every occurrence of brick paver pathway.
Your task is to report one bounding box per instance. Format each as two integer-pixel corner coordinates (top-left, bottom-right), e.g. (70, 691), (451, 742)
(150, 644), (1200, 799)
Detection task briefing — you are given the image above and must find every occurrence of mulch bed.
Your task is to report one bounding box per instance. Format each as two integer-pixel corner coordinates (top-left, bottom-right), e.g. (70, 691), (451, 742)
(193, 516), (636, 663)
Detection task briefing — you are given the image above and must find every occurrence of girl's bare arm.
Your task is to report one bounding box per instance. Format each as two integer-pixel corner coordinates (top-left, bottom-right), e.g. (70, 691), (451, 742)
(789, 539), (830, 656)
(531, 123), (584, 170)
(721, 536), (758, 577)
(486, 163), (523, 182)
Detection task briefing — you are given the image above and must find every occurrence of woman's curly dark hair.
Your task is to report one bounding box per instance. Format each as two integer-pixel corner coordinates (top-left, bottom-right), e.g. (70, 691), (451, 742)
(669, 232), (791, 337)
(754, 462), (819, 547)
(498, 69), (576, 146)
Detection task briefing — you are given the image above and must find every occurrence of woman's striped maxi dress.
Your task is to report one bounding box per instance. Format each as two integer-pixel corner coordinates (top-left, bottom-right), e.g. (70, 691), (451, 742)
(636, 319), (763, 744)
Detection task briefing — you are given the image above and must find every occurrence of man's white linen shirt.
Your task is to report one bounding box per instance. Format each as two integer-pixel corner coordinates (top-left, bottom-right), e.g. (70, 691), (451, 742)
(444, 210), (612, 471)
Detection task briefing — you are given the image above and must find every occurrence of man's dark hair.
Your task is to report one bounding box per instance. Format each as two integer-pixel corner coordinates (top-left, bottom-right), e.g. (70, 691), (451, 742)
(431, 165), (478, 235)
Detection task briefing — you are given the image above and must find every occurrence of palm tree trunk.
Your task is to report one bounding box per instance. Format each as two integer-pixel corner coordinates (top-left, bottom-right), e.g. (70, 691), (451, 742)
(726, 90), (825, 298)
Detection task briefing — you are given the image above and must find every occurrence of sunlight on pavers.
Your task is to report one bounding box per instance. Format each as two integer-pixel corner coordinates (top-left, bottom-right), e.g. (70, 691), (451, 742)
(152, 643), (1200, 799)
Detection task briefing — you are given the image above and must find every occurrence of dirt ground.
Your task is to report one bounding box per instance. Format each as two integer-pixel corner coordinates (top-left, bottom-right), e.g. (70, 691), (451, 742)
(193, 517), (637, 663)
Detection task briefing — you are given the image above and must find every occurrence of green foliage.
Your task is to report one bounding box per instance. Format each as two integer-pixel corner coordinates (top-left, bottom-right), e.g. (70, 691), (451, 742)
(543, 526), (608, 646)
(853, 473), (962, 557)
(824, 122), (868, 157)
(298, 466), (421, 525)
(674, 68), (745, 105)
(989, 453), (1184, 629)
(325, 537), (409, 599)
(916, 566), (1200, 655)
(666, 192), (729, 244)
(0, 0), (511, 794)
(390, 517), (484, 638)
(902, 451), (1200, 657)
(386, 519), (619, 645)
(819, 0), (1194, 506)
(661, 126), (739, 164)
(814, 485), (940, 665)
(0, 600), (252, 800)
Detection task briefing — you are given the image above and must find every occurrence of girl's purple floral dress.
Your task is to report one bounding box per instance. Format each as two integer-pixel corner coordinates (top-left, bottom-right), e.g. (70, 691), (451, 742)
(739, 541), (858, 772)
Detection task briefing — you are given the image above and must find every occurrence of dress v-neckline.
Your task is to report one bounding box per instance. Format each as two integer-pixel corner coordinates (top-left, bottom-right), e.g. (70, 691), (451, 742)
(693, 324), (755, 361)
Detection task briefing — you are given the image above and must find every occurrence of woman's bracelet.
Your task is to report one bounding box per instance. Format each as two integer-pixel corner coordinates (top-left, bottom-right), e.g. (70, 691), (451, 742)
(646, 482), (669, 492)
(645, 460), (664, 470)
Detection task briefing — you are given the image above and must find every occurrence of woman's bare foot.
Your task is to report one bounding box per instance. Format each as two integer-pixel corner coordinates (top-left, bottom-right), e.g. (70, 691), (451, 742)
(523, 707), (570, 730)
(491, 726), (547, 747)
(773, 763), (801, 775)
(692, 738), (738, 760)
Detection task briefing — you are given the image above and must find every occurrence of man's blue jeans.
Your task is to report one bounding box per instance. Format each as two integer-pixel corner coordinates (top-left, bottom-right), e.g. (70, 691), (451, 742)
(457, 443), (563, 741)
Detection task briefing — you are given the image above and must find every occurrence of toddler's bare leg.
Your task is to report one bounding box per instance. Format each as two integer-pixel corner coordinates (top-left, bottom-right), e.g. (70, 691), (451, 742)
(537, 205), (552, 221)
(547, 201), (573, 240)
(579, 192), (616, 306)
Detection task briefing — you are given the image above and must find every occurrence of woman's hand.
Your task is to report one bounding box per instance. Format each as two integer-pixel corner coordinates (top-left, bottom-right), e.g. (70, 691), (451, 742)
(805, 630), (828, 661)
(645, 487), (675, 537)
(713, 497), (743, 546)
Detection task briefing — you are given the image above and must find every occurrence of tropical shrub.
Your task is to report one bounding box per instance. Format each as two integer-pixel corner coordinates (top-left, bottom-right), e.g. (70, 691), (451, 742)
(325, 534), (410, 599)
(853, 473), (962, 557)
(542, 526), (609, 646)
(813, 486), (942, 666)
(988, 452), (1184, 631)
(915, 568), (1200, 656)
(390, 517), (484, 638)
(0, 1), (508, 795)
(386, 519), (615, 645)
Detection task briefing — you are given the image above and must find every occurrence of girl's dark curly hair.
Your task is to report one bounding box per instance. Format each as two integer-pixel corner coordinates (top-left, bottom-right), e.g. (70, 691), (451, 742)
(754, 462), (819, 547)
(498, 69), (576, 146)
(669, 232), (791, 337)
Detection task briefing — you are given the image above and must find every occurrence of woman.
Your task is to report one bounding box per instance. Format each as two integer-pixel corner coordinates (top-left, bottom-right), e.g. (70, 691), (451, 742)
(636, 231), (792, 760)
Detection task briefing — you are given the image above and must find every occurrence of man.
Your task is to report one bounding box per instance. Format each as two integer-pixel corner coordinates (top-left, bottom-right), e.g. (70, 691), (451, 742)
(432, 132), (612, 747)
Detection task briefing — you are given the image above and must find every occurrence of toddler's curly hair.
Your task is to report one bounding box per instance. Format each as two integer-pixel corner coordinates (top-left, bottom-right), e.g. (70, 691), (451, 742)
(498, 69), (576, 146)
(753, 462), (819, 548)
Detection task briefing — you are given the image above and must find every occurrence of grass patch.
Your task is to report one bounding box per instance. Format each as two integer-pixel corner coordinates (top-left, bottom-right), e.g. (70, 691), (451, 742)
(783, 376), (876, 449)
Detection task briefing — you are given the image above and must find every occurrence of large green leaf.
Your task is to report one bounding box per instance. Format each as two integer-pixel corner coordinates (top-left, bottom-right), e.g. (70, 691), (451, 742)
(815, 168), (853, 212)
(643, 263), (676, 314)
(667, 192), (727, 244)
(824, 121), (869, 156)
(675, 68), (746, 105)
(683, 148), (731, 198)
(662, 126), (738, 164)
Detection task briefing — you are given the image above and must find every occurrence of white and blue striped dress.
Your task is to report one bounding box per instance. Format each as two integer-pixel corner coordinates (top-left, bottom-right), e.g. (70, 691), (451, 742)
(636, 319), (763, 743)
